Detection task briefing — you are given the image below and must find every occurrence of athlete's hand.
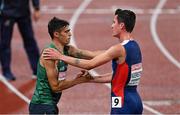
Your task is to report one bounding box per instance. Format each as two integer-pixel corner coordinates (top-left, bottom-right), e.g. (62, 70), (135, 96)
(43, 48), (62, 60)
(76, 70), (93, 83)
(33, 10), (40, 22)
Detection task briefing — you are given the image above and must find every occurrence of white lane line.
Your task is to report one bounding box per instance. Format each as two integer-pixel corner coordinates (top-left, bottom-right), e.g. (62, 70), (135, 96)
(41, 5), (63, 14)
(69, 0), (163, 114)
(41, 6), (180, 14)
(143, 104), (163, 114)
(69, 0), (92, 46)
(0, 74), (30, 104)
(150, 0), (180, 69)
(144, 99), (180, 106)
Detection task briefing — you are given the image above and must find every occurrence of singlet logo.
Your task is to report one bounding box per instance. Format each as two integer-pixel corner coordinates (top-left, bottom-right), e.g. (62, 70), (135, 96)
(127, 63), (142, 86)
(58, 72), (66, 81)
(55, 60), (67, 81)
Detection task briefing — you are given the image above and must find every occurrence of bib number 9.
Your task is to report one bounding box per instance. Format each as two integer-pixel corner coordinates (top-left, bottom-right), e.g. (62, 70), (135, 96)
(112, 97), (122, 108)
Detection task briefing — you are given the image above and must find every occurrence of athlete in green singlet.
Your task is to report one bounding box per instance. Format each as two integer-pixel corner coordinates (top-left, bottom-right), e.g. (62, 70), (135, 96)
(29, 17), (102, 114)
(30, 43), (69, 108)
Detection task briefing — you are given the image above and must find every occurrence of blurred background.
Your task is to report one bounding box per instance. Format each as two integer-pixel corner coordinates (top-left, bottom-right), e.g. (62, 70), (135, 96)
(0, 0), (180, 114)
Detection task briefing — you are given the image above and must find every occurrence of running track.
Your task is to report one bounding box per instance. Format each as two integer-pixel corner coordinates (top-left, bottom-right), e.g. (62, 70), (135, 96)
(0, 0), (180, 114)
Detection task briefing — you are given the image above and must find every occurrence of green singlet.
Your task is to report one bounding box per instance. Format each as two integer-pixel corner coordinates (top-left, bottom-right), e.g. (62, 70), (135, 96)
(31, 43), (69, 105)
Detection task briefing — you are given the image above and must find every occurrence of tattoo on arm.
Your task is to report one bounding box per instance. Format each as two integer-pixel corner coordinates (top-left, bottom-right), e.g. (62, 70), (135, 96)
(75, 58), (80, 65)
(75, 51), (83, 58)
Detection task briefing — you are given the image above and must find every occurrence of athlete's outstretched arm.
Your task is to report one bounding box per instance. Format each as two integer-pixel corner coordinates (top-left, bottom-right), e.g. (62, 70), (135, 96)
(41, 54), (91, 93)
(43, 44), (125, 70)
(68, 45), (105, 59)
(78, 70), (112, 83)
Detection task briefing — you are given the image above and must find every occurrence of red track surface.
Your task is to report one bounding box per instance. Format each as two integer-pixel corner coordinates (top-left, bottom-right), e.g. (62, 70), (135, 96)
(0, 0), (180, 114)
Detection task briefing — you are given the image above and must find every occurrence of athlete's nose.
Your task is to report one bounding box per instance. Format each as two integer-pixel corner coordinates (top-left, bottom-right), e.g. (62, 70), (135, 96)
(111, 23), (114, 29)
(69, 32), (72, 36)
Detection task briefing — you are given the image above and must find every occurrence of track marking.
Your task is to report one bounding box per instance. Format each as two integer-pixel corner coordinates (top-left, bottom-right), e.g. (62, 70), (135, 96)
(41, 5), (63, 14)
(41, 6), (180, 14)
(150, 0), (180, 69)
(0, 74), (30, 104)
(144, 99), (180, 106)
(69, 0), (92, 46)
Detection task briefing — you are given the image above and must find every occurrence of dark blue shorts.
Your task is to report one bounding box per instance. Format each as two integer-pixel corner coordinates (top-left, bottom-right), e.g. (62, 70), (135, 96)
(111, 88), (143, 114)
(29, 103), (58, 114)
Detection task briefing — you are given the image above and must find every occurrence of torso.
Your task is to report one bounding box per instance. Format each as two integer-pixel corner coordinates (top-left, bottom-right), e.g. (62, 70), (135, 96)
(31, 43), (69, 105)
(111, 39), (143, 114)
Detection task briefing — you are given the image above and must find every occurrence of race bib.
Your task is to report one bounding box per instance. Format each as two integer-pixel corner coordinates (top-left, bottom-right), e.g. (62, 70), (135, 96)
(128, 63), (142, 86)
(58, 72), (66, 81)
(112, 96), (122, 108)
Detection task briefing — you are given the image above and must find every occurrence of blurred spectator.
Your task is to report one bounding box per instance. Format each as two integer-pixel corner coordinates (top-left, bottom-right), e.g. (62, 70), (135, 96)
(0, 0), (40, 80)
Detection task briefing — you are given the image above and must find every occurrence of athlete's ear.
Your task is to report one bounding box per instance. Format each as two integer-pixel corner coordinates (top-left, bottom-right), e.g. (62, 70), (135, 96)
(54, 31), (59, 38)
(119, 22), (125, 29)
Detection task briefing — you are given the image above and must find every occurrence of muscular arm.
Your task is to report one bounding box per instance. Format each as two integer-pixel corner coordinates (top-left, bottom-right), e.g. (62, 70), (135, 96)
(60, 44), (125, 70)
(41, 56), (88, 93)
(68, 45), (105, 59)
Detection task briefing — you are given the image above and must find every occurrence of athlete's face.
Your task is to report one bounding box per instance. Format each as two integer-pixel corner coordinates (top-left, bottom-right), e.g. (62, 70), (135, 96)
(56, 26), (71, 45)
(111, 15), (124, 38)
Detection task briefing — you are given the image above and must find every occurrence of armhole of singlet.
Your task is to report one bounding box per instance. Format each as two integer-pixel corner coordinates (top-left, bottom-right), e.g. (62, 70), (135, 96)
(116, 45), (127, 65)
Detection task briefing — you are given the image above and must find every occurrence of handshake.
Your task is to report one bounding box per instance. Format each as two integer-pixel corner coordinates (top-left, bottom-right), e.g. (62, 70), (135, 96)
(75, 70), (94, 83)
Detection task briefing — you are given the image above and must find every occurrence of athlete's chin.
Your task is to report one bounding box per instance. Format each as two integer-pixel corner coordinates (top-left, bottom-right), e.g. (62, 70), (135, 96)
(65, 41), (70, 45)
(112, 34), (118, 38)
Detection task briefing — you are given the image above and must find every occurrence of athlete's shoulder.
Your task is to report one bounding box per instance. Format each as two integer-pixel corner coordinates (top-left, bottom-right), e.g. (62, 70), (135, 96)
(110, 43), (125, 53)
(107, 44), (125, 58)
(129, 39), (140, 45)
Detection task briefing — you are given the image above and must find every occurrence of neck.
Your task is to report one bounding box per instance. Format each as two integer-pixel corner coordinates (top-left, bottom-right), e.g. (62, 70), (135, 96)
(52, 39), (64, 53)
(119, 32), (132, 43)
